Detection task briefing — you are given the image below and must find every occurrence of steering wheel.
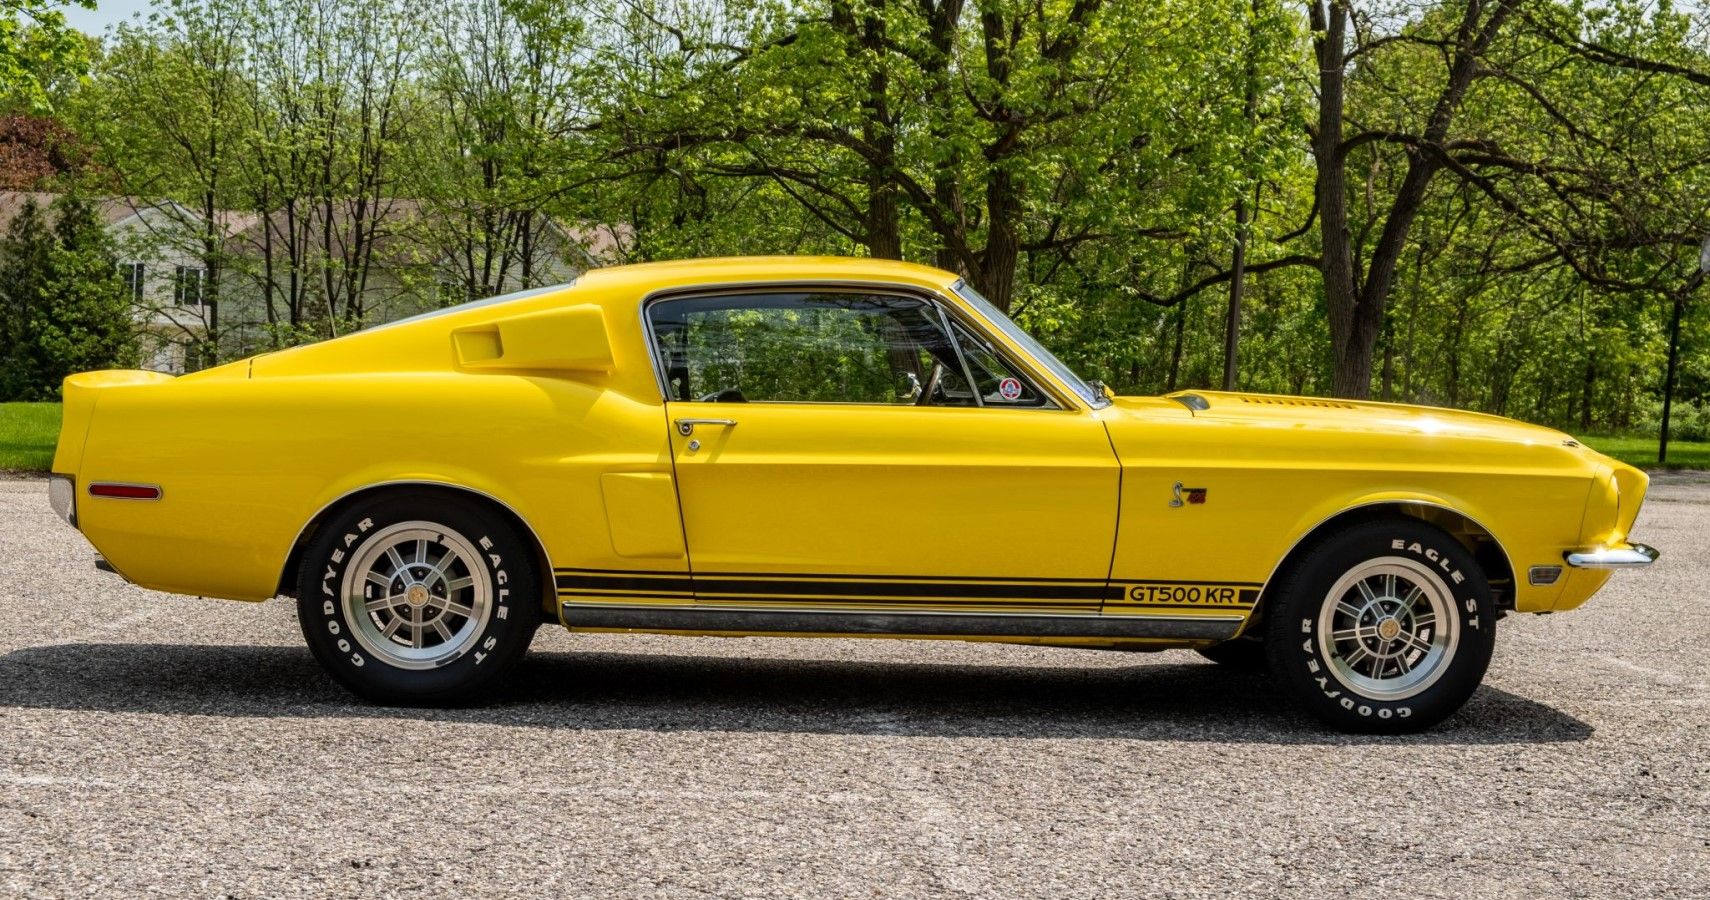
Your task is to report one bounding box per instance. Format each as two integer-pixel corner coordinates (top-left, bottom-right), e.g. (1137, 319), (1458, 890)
(915, 364), (945, 407)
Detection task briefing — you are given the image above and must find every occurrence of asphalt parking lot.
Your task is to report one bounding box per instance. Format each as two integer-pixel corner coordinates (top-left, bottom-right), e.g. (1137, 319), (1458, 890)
(0, 476), (1706, 898)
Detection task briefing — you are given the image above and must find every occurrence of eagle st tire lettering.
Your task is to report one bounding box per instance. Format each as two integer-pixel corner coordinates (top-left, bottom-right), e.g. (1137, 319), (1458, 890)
(295, 493), (541, 705)
(1264, 518), (1497, 734)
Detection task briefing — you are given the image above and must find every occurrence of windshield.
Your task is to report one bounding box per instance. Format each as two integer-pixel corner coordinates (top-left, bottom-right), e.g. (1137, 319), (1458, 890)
(951, 280), (1108, 408)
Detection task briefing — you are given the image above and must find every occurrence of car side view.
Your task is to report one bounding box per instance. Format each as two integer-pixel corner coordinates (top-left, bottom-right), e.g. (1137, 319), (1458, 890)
(47, 257), (1656, 732)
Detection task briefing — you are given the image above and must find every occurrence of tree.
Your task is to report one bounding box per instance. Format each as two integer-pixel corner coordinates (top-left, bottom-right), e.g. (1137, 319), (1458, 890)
(0, 195), (138, 399)
(1, 0), (95, 112)
(74, 0), (251, 361)
(409, 0), (590, 301)
(593, 0), (1307, 312)
(0, 114), (90, 187)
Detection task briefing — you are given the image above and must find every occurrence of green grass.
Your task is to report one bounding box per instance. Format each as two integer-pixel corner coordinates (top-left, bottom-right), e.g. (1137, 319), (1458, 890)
(1580, 433), (1710, 470)
(0, 402), (61, 473)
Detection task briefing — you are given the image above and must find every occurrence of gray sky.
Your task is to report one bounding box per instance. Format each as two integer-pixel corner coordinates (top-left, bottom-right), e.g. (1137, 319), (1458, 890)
(54, 0), (154, 35)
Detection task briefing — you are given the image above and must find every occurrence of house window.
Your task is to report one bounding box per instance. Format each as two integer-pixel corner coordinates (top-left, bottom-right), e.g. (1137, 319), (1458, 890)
(118, 262), (145, 302)
(174, 266), (207, 308)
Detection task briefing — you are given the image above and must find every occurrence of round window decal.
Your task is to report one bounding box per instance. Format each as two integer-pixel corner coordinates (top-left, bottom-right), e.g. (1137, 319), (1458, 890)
(998, 377), (1023, 401)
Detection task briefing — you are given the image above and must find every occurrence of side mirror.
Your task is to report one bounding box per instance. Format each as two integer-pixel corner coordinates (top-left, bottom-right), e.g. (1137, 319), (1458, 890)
(451, 304), (615, 374)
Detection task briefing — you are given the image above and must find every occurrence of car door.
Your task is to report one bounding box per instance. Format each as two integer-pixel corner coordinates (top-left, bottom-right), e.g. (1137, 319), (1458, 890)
(647, 288), (1120, 614)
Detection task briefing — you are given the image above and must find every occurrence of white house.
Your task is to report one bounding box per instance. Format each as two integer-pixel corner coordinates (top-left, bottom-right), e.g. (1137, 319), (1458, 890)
(0, 192), (217, 374)
(0, 190), (626, 374)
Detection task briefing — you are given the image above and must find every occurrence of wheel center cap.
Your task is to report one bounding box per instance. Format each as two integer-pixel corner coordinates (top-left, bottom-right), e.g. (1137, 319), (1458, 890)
(405, 584), (431, 607)
(1376, 617), (1402, 641)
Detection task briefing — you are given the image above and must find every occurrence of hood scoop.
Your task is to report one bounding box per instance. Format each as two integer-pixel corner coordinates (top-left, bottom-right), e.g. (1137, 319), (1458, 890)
(1172, 393), (1210, 411)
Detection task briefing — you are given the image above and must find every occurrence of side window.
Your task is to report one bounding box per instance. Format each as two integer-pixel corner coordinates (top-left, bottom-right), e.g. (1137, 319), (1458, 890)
(948, 320), (1053, 407)
(649, 292), (974, 405)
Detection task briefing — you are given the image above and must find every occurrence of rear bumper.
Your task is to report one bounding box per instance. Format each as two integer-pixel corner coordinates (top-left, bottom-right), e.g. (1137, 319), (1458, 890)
(48, 474), (76, 529)
(1564, 542), (1659, 569)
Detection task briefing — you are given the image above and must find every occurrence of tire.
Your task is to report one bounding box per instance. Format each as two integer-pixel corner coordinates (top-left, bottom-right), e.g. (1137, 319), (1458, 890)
(296, 492), (542, 705)
(1196, 638), (1268, 671)
(1263, 518), (1495, 734)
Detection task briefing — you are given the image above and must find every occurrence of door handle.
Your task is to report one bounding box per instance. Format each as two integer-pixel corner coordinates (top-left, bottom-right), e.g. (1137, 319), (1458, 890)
(675, 418), (738, 436)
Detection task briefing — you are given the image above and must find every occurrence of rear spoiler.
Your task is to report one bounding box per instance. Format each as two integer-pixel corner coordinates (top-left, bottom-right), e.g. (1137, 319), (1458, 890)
(52, 370), (175, 475)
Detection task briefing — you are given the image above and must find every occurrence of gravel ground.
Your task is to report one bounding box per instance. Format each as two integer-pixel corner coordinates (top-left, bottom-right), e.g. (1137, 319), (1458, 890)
(0, 476), (1706, 898)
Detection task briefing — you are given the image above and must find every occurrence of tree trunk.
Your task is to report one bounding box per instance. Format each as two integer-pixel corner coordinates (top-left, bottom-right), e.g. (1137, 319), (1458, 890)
(1223, 197), (1249, 391)
(1312, 2), (1362, 396)
(981, 167), (1021, 311)
(1380, 316), (1394, 401)
(859, 10), (901, 260)
(1314, 0), (1518, 399)
(1166, 301), (1187, 391)
(1580, 353), (1595, 431)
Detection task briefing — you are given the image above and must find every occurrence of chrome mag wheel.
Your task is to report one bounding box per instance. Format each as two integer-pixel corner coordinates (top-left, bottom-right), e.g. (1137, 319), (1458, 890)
(340, 521), (492, 670)
(1316, 557), (1460, 702)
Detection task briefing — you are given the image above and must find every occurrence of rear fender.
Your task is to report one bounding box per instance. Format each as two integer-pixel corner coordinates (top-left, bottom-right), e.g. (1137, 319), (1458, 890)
(52, 370), (175, 475)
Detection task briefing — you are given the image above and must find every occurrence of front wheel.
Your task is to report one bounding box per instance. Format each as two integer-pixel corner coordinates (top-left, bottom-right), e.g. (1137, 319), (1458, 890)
(1264, 518), (1495, 733)
(296, 493), (542, 705)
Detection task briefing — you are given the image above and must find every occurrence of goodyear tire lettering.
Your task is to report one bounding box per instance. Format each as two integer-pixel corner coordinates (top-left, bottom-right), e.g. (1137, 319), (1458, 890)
(1276, 521), (1496, 732)
(295, 495), (541, 704)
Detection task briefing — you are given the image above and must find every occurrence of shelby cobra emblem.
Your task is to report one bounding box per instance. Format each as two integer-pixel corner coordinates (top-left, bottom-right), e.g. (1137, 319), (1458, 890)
(46, 256), (1657, 733)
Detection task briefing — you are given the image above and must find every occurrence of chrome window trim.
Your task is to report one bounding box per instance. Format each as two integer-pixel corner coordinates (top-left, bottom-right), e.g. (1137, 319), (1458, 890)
(636, 280), (1077, 411)
(930, 303), (988, 408)
(950, 279), (1111, 409)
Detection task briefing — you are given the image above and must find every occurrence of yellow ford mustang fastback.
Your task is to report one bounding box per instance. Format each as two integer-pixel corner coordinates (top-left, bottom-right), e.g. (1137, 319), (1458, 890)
(48, 257), (1655, 732)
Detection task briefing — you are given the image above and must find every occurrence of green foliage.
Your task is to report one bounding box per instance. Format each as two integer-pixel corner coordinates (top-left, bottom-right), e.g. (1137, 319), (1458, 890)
(0, 195), (139, 400)
(0, 0), (94, 112)
(23, 0), (1710, 444)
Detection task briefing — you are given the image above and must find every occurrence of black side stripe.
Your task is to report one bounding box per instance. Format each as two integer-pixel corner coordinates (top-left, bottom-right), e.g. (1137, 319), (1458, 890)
(557, 573), (693, 594)
(554, 569), (1262, 606)
(566, 569), (1118, 585)
(556, 567), (1183, 586)
(689, 596), (1100, 610)
(693, 579), (1108, 601)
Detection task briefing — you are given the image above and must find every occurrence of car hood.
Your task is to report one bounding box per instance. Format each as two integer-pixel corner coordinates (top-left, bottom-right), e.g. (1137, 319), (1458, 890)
(1139, 390), (1579, 447)
(1098, 390), (1608, 478)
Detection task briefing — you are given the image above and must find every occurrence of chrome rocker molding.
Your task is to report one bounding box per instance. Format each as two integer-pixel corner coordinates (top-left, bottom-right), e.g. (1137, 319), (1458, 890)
(1564, 543), (1660, 569)
(560, 603), (1244, 641)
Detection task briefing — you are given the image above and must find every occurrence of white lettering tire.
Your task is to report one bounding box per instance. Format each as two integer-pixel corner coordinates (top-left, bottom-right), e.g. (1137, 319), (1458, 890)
(1263, 518), (1496, 733)
(295, 493), (541, 705)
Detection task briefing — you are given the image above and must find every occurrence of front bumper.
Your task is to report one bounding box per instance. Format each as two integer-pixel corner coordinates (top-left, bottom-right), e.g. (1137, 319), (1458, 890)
(1564, 542), (1659, 569)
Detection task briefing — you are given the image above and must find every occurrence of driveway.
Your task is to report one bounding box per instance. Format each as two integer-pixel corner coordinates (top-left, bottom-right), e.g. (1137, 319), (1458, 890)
(0, 475), (1706, 897)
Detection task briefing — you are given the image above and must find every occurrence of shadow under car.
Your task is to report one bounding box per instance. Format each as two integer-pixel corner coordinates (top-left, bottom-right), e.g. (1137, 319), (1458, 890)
(0, 641), (1592, 745)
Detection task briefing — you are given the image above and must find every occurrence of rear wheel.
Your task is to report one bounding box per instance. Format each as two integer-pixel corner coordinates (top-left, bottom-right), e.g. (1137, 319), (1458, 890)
(296, 493), (541, 705)
(1264, 518), (1495, 733)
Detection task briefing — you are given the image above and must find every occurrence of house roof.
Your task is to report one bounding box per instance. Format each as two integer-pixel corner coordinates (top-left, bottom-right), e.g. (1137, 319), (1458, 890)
(0, 190), (628, 266)
(222, 197), (627, 268)
(0, 191), (164, 232)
